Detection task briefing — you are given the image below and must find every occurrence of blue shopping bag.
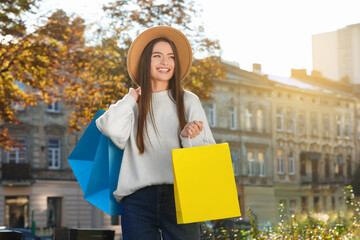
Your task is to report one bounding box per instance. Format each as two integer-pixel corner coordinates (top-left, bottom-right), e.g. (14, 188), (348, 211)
(68, 110), (123, 215)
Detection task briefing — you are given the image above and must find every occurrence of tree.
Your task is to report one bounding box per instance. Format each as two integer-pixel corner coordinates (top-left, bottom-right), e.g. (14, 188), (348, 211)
(0, 0), (37, 36)
(0, 9), (88, 150)
(1, 0), (38, 149)
(61, 0), (226, 132)
(1, 0), (226, 150)
(102, 0), (223, 61)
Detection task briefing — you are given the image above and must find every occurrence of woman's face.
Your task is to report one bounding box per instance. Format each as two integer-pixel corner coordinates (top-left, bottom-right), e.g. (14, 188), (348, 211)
(150, 41), (175, 88)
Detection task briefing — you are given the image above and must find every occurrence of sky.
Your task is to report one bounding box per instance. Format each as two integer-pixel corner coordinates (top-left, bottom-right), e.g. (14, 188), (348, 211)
(35, 0), (360, 77)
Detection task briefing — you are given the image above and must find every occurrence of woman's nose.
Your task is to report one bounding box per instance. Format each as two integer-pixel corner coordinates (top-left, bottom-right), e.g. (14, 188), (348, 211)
(161, 57), (168, 65)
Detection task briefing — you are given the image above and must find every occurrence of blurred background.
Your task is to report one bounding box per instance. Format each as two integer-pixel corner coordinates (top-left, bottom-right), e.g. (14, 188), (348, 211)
(1, 0), (360, 239)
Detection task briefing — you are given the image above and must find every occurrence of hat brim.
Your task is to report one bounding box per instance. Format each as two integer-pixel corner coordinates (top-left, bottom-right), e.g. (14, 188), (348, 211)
(127, 26), (193, 86)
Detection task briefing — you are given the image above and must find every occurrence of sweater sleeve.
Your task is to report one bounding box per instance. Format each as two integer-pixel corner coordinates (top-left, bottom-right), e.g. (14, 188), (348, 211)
(180, 94), (216, 148)
(96, 94), (137, 149)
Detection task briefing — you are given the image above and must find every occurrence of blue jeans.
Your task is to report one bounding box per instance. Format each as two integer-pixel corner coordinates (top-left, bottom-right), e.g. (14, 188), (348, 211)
(121, 185), (200, 240)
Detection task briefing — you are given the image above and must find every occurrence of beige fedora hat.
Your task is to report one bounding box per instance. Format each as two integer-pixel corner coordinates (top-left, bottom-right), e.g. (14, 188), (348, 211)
(127, 26), (193, 86)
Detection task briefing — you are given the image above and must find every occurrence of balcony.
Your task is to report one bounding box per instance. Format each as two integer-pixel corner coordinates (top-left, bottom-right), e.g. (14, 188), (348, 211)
(300, 174), (345, 186)
(1, 163), (32, 181)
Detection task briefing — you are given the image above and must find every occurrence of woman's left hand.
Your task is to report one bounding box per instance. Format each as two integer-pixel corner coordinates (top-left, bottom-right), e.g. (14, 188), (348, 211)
(181, 121), (203, 139)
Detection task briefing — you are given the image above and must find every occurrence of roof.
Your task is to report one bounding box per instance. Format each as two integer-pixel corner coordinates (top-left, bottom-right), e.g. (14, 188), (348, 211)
(220, 62), (271, 88)
(218, 61), (355, 98)
(267, 74), (333, 94)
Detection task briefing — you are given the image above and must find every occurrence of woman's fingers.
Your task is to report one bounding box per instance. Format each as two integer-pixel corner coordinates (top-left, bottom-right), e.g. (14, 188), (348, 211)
(193, 121), (203, 131)
(187, 121), (203, 138)
(129, 88), (140, 101)
(190, 121), (202, 132)
(181, 120), (203, 138)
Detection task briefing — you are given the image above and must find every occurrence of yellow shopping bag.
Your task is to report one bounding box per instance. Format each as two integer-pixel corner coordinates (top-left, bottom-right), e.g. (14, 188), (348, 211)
(172, 142), (241, 224)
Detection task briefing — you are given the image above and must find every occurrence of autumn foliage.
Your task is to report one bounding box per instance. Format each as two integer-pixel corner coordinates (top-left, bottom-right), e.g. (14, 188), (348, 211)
(0, 0), (226, 150)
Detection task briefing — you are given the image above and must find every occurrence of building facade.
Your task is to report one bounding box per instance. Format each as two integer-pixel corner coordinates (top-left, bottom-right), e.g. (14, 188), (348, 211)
(0, 101), (121, 238)
(269, 70), (356, 220)
(1, 62), (359, 236)
(205, 63), (276, 223)
(312, 23), (360, 84)
(205, 63), (359, 223)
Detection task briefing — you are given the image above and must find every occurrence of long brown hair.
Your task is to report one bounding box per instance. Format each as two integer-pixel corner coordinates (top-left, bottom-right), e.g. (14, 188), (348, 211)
(136, 38), (187, 154)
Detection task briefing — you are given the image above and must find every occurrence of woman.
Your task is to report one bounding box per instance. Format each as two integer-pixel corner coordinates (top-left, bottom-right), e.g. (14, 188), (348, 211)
(96, 26), (215, 240)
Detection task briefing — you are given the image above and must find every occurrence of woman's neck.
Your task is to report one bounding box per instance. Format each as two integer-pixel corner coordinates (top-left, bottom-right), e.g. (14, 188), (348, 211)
(151, 81), (169, 92)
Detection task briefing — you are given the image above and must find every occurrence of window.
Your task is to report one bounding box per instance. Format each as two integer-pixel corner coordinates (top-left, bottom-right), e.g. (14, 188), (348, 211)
(323, 114), (330, 138)
(256, 109), (264, 132)
(247, 152), (255, 176)
(335, 155), (343, 177)
(336, 114), (342, 138)
(310, 112), (318, 136)
(301, 196), (307, 213)
(231, 150), (239, 176)
(207, 103), (216, 127)
(324, 154), (330, 178)
(7, 138), (27, 163)
(344, 115), (351, 137)
(297, 111), (306, 136)
(286, 110), (295, 133)
(314, 196), (320, 212)
(47, 101), (60, 113)
(288, 151), (295, 175)
(47, 197), (62, 227)
(346, 155), (352, 178)
(322, 196), (327, 211)
(48, 139), (61, 169)
(258, 152), (265, 177)
(277, 150), (284, 174)
(300, 154), (306, 176)
(245, 108), (253, 131)
(289, 199), (297, 215)
(5, 196), (29, 228)
(276, 108), (283, 131)
(229, 106), (237, 130)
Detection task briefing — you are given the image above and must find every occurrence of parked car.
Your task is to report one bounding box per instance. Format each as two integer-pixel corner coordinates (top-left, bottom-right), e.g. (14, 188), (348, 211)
(7, 228), (40, 240)
(6, 228), (52, 240)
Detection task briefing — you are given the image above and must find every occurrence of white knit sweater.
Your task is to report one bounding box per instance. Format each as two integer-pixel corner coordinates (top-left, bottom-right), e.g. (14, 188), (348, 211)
(95, 90), (216, 201)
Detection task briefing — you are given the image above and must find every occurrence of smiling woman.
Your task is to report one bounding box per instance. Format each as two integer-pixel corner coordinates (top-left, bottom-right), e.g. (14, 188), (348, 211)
(95, 26), (216, 240)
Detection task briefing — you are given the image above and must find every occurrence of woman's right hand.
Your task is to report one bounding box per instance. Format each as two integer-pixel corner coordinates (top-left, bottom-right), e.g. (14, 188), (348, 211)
(129, 87), (141, 102)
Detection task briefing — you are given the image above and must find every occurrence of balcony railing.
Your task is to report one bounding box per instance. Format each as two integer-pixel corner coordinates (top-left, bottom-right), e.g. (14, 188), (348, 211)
(300, 174), (345, 185)
(1, 163), (32, 180)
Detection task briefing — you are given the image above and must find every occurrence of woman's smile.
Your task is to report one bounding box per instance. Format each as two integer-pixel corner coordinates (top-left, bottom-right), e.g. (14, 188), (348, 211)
(157, 68), (171, 72)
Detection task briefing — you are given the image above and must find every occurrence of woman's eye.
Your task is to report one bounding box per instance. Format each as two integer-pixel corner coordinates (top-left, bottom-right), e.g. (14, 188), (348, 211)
(153, 55), (160, 58)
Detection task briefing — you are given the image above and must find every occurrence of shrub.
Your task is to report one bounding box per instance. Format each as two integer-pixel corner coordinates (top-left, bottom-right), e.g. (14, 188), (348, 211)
(200, 186), (360, 240)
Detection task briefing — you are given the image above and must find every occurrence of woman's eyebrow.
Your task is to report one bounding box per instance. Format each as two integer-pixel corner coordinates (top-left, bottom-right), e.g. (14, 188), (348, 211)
(152, 51), (174, 55)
